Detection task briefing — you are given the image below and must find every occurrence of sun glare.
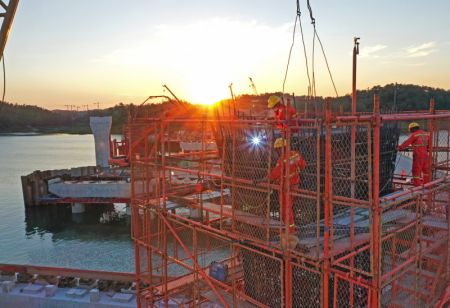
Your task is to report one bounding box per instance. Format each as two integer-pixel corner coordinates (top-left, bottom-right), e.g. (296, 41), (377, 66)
(189, 81), (228, 106)
(188, 67), (231, 107)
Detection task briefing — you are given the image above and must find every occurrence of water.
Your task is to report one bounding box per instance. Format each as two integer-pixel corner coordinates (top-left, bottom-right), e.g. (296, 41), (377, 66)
(0, 134), (134, 272)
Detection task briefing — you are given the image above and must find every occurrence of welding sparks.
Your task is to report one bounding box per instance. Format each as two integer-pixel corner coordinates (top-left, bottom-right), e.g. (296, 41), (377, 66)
(251, 136), (261, 146)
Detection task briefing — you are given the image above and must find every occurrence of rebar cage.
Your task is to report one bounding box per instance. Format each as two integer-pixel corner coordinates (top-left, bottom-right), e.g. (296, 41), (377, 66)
(130, 97), (450, 307)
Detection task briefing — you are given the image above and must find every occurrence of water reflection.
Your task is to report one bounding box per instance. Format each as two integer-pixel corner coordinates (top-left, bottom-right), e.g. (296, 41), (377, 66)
(24, 204), (131, 239)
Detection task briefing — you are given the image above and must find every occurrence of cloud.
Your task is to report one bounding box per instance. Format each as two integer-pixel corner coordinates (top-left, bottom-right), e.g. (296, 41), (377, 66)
(93, 18), (291, 68)
(406, 62), (426, 67)
(405, 41), (437, 58)
(359, 44), (387, 58)
(90, 18), (296, 102)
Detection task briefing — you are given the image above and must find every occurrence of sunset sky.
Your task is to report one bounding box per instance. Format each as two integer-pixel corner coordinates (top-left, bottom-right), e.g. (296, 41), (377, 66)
(5, 0), (450, 109)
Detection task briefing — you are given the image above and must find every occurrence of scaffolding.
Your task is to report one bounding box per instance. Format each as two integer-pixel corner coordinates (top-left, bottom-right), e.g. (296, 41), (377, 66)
(130, 95), (450, 307)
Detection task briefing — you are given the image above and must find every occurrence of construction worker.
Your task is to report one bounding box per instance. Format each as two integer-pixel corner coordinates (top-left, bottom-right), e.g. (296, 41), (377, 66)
(267, 95), (297, 130)
(256, 137), (306, 249)
(398, 122), (430, 186)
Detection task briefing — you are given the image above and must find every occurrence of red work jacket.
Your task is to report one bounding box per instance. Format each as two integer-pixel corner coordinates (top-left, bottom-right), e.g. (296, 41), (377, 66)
(398, 129), (430, 159)
(274, 105), (297, 129)
(269, 151), (306, 186)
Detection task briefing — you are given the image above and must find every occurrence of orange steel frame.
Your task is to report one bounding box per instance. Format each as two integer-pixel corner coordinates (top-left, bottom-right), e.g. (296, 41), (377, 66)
(130, 95), (450, 307)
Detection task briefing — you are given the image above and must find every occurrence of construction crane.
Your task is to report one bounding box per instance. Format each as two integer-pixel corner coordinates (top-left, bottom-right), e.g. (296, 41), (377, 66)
(248, 76), (258, 111)
(0, 0), (19, 61)
(248, 77), (258, 95)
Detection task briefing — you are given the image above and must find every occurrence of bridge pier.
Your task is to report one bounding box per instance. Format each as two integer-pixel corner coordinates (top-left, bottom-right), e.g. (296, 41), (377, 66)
(71, 203), (85, 214)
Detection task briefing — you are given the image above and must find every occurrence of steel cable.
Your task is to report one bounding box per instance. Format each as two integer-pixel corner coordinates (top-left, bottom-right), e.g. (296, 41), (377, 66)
(282, 0), (312, 95)
(306, 0), (339, 97)
(2, 55), (5, 101)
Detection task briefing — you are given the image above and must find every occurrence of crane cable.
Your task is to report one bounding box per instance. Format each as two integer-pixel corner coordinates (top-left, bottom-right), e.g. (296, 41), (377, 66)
(282, 0), (312, 95)
(2, 55), (5, 101)
(306, 0), (339, 97)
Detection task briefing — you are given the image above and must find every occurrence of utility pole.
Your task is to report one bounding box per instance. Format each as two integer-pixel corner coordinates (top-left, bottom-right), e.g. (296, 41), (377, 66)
(64, 104), (70, 111)
(350, 38), (359, 278)
(228, 83), (236, 115)
(93, 102), (100, 109)
(352, 37), (360, 115)
(84, 104), (89, 111)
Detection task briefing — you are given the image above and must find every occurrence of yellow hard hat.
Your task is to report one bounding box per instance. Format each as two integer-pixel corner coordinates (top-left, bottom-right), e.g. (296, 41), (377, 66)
(274, 138), (286, 149)
(408, 122), (420, 131)
(267, 95), (281, 108)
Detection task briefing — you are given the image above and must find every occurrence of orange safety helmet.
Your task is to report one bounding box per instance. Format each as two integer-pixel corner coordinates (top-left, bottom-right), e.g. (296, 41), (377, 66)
(274, 137), (287, 149)
(408, 122), (420, 131)
(267, 95), (281, 109)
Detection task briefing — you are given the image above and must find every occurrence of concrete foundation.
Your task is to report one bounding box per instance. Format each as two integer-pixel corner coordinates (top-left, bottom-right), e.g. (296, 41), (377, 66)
(21, 166), (97, 207)
(0, 283), (136, 307)
(49, 179), (130, 199)
(89, 117), (112, 168)
(71, 203), (85, 214)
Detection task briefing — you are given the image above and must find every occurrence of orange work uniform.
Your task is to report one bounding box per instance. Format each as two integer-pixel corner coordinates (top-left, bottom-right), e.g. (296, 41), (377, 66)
(269, 151), (306, 233)
(398, 129), (430, 186)
(273, 104), (297, 130)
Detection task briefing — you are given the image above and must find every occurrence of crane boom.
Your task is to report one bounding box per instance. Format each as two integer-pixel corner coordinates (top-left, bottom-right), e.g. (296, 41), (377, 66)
(248, 77), (257, 95)
(0, 0), (19, 60)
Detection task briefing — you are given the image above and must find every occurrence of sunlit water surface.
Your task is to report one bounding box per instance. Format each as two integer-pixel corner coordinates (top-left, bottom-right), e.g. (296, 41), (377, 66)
(0, 134), (134, 272)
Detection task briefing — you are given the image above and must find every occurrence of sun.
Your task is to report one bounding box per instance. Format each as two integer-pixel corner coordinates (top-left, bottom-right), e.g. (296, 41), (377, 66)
(188, 72), (230, 106)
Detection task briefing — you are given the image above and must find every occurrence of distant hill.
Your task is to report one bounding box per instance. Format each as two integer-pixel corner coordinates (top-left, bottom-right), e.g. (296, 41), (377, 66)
(0, 100), (196, 134)
(0, 84), (449, 134)
(334, 84), (450, 112)
(0, 102), (66, 133)
(233, 84), (450, 113)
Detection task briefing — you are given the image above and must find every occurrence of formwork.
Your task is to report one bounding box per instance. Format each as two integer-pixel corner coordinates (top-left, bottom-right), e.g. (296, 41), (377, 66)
(130, 96), (450, 307)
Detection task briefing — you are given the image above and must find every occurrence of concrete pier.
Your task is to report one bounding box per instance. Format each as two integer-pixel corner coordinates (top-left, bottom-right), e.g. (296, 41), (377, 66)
(71, 203), (85, 214)
(21, 166), (97, 207)
(89, 117), (112, 168)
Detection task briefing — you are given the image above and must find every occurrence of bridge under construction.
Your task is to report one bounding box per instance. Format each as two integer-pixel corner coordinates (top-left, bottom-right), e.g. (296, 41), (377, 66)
(129, 96), (450, 307)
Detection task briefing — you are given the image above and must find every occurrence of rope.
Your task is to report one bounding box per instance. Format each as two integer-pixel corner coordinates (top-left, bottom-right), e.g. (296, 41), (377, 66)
(282, 0), (312, 95)
(298, 1), (312, 96)
(306, 0), (339, 97)
(314, 28), (339, 97)
(306, 0), (315, 25)
(282, 14), (299, 93)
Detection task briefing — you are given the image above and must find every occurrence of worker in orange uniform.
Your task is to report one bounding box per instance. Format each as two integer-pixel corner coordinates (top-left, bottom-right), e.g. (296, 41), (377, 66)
(267, 95), (297, 130)
(398, 122), (430, 186)
(256, 137), (306, 249)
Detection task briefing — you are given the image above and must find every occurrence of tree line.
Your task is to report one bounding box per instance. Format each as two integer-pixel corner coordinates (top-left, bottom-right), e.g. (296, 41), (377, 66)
(0, 84), (449, 134)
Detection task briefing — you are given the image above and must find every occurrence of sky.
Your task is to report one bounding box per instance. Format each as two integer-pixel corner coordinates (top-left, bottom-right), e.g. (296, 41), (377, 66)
(4, 0), (450, 109)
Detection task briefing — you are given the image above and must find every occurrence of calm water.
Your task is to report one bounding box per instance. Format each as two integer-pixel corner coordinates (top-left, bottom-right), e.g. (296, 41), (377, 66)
(0, 134), (134, 272)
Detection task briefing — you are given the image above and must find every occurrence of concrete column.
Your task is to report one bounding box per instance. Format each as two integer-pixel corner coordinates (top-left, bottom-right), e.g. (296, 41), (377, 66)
(189, 208), (201, 220)
(71, 203), (85, 214)
(89, 117), (112, 168)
